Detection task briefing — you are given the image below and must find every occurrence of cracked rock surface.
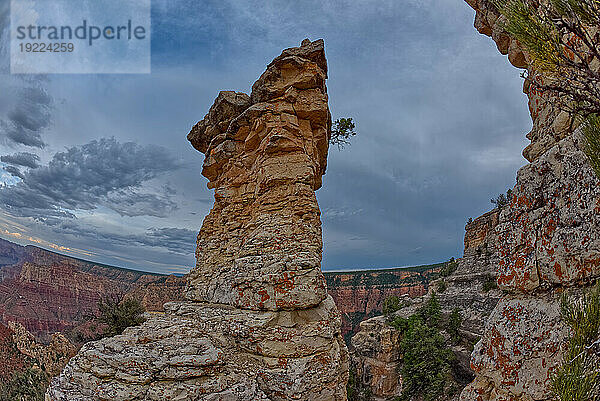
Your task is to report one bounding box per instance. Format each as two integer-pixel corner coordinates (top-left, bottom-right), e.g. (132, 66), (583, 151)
(461, 2), (600, 400)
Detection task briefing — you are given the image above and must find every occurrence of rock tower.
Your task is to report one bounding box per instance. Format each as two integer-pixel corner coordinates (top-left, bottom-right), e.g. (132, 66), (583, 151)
(46, 39), (349, 401)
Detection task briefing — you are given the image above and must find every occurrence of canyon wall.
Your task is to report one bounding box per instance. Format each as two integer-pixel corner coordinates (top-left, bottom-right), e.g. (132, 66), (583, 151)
(461, 2), (600, 400)
(324, 265), (440, 340)
(0, 321), (76, 396)
(0, 239), (185, 342)
(350, 211), (503, 400)
(0, 235), (437, 348)
(46, 39), (349, 401)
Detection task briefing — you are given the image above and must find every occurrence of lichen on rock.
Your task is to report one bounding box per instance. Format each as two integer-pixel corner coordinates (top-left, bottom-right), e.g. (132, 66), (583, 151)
(461, 2), (600, 400)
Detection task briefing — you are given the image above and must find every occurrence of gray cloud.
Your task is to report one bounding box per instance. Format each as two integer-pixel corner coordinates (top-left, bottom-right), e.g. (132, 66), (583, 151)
(0, 137), (183, 219)
(1, 152), (41, 169)
(0, 3), (52, 148)
(0, 1), (533, 273)
(103, 190), (178, 218)
(0, 1), (7, 73)
(1, 86), (52, 148)
(54, 220), (196, 255)
(3, 165), (25, 180)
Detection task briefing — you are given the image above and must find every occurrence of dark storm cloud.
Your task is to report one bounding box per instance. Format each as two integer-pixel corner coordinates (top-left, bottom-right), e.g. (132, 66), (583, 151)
(1, 152), (41, 169)
(1, 86), (53, 148)
(55, 220), (196, 254)
(2, 165), (24, 180)
(0, 137), (183, 219)
(0, 0), (533, 273)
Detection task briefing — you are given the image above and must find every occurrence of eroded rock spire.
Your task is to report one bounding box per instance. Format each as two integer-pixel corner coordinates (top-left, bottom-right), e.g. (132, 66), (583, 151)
(46, 39), (348, 401)
(186, 38), (331, 311)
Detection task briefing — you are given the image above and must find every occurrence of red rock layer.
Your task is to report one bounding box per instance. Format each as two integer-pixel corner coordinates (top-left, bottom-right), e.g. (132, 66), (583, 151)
(0, 239), (185, 342)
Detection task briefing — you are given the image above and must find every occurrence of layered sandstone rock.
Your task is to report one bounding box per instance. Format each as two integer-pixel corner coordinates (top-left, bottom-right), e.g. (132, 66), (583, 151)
(351, 317), (403, 400)
(47, 39), (348, 401)
(186, 38), (330, 311)
(0, 241), (185, 342)
(461, 2), (600, 400)
(9, 321), (76, 377)
(465, 0), (574, 163)
(0, 322), (28, 383)
(447, 211), (502, 337)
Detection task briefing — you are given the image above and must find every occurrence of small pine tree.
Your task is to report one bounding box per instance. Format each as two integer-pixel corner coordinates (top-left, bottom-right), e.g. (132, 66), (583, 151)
(419, 292), (442, 328)
(347, 366), (373, 401)
(390, 293), (454, 401)
(491, 189), (513, 209)
(440, 258), (459, 277)
(447, 308), (463, 344)
(383, 295), (402, 316)
(330, 118), (357, 150)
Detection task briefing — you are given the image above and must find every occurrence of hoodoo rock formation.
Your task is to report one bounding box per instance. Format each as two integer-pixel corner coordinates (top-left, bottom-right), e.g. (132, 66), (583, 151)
(46, 39), (349, 401)
(461, 1), (600, 400)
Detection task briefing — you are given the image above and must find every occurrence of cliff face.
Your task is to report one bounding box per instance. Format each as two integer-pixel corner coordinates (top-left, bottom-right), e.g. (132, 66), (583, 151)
(0, 240), (185, 342)
(0, 321), (76, 396)
(349, 211), (503, 400)
(8, 321), (76, 378)
(460, 2), (600, 400)
(47, 39), (349, 401)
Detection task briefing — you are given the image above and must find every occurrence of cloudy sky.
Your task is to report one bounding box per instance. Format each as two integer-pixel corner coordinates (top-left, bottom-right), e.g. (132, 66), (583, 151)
(0, 0), (531, 274)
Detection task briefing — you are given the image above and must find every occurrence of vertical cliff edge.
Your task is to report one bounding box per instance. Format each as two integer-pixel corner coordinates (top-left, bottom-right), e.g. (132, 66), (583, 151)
(460, 2), (600, 400)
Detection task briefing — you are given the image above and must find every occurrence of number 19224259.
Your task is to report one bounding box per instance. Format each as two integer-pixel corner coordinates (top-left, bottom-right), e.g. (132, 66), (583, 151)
(19, 43), (74, 52)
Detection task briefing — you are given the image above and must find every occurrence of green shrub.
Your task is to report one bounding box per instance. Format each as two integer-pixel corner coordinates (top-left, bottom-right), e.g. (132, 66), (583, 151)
(388, 294), (461, 400)
(0, 368), (49, 401)
(437, 280), (448, 293)
(330, 117), (358, 150)
(347, 366), (373, 401)
(383, 296), (410, 317)
(420, 292), (442, 328)
(482, 275), (498, 292)
(440, 258), (458, 277)
(394, 297), (454, 401)
(552, 283), (600, 401)
(98, 296), (146, 338)
(491, 189), (513, 209)
(382, 295), (401, 316)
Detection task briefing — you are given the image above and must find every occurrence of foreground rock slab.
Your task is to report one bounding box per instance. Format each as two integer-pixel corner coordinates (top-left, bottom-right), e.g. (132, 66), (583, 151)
(48, 300), (346, 400)
(47, 39), (348, 401)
